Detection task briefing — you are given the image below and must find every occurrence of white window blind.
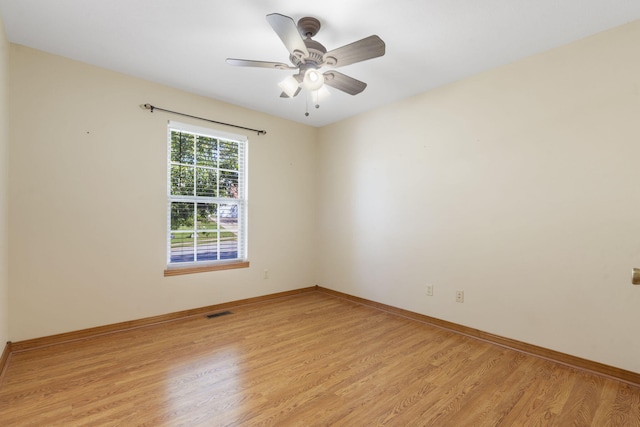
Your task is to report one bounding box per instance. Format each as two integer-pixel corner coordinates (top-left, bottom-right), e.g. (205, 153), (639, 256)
(167, 121), (247, 266)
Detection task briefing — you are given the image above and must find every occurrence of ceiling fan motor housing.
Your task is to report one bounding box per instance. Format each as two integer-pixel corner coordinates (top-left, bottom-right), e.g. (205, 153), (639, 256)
(288, 17), (330, 69)
(290, 38), (326, 67)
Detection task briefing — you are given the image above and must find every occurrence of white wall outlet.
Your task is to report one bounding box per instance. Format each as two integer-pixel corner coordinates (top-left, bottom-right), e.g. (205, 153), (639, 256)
(456, 290), (464, 303)
(426, 285), (433, 296)
(263, 269), (269, 279)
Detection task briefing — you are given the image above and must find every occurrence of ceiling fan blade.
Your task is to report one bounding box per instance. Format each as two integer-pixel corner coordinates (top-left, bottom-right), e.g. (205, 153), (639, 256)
(323, 71), (367, 95)
(280, 87), (302, 98)
(323, 35), (385, 68)
(266, 13), (310, 59)
(226, 58), (296, 70)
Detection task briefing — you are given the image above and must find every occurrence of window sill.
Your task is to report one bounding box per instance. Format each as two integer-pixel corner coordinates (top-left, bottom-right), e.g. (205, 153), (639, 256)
(164, 261), (250, 277)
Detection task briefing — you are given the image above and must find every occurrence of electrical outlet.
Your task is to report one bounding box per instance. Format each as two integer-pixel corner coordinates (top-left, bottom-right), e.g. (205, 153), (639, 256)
(263, 269), (269, 279)
(426, 285), (433, 296)
(456, 290), (464, 303)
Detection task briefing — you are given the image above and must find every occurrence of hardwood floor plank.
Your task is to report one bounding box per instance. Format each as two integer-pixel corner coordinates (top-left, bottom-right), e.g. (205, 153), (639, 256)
(1, 291), (639, 426)
(428, 348), (522, 425)
(604, 384), (640, 427)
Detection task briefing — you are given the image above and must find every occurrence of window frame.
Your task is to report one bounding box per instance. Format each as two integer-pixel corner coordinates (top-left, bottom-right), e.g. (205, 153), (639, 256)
(164, 121), (249, 275)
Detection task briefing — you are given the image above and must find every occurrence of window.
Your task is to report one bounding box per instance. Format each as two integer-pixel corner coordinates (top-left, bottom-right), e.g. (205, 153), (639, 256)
(166, 121), (248, 274)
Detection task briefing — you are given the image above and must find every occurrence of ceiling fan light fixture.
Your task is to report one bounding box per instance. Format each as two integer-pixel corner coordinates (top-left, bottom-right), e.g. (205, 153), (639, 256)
(278, 75), (300, 97)
(303, 68), (324, 91)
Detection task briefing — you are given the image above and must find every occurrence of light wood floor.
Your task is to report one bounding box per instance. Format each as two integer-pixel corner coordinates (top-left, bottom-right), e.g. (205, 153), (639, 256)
(1, 291), (639, 426)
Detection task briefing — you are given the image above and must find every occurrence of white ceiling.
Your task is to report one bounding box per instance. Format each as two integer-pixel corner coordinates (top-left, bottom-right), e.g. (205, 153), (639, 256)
(1, 0), (640, 127)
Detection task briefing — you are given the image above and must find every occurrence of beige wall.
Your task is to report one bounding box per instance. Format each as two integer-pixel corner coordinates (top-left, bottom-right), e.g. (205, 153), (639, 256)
(8, 46), (318, 340)
(318, 20), (640, 372)
(0, 16), (9, 348)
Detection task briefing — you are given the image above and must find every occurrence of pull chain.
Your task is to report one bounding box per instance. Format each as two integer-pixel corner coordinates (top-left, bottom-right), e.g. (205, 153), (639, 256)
(305, 91), (310, 117)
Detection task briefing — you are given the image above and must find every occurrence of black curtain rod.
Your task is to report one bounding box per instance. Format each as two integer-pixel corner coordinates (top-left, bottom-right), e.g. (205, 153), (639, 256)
(143, 103), (266, 136)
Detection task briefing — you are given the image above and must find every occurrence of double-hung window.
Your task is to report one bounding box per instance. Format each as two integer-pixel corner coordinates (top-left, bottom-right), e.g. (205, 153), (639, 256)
(166, 121), (247, 273)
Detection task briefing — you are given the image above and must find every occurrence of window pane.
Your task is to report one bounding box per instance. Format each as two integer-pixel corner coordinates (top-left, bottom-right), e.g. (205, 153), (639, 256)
(196, 231), (219, 261)
(219, 203), (238, 260)
(219, 203), (238, 233)
(170, 165), (194, 196)
(196, 136), (217, 167)
(220, 232), (238, 260)
(171, 202), (194, 230)
(170, 232), (194, 263)
(219, 140), (239, 171)
(171, 132), (194, 164)
(219, 171), (239, 198)
(196, 203), (218, 230)
(195, 168), (217, 197)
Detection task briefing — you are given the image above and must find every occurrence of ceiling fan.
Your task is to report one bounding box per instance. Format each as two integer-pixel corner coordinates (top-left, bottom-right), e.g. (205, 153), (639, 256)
(226, 13), (385, 106)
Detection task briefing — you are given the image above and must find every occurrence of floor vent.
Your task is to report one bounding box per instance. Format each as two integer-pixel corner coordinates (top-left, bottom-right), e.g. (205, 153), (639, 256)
(206, 310), (233, 319)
